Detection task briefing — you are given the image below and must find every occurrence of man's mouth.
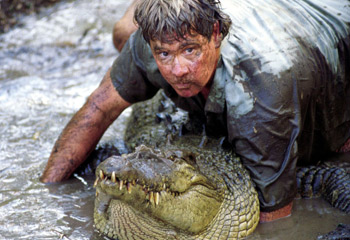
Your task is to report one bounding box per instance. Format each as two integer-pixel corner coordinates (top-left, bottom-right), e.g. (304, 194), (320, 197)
(174, 82), (191, 89)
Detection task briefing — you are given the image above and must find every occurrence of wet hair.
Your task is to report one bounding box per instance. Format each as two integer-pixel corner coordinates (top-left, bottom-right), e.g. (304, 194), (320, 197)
(134, 0), (232, 43)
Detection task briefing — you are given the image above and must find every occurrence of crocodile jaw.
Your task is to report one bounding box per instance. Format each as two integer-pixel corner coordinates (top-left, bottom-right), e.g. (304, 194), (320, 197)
(95, 181), (223, 235)
(94, 146), (224, 235)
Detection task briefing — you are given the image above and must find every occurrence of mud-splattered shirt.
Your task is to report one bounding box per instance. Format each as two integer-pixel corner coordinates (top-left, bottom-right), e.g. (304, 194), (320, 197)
(110, 0), (350, 211)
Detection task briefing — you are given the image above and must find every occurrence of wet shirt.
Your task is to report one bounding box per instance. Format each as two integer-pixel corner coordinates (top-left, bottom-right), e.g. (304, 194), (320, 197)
(110, 0), (350, 211)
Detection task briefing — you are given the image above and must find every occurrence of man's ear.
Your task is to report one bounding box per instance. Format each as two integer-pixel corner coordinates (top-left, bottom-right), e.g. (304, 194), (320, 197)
(212, 21), (222, 48)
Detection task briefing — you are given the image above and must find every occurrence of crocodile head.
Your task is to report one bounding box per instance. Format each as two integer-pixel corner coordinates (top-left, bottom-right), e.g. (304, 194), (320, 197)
(93, 91), (260, 239)
(94, 145), (225, 238)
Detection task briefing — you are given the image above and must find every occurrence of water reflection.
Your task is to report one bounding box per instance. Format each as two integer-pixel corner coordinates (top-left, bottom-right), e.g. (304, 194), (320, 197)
(0, 0), (348, 239)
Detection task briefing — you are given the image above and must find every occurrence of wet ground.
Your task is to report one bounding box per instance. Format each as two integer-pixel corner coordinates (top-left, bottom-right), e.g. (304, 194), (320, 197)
(0, 0), (349, 239)
(0, 0), (61, 33)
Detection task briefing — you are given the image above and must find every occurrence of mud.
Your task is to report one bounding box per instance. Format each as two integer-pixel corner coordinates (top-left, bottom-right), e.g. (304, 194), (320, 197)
(0, 0), (63, 32)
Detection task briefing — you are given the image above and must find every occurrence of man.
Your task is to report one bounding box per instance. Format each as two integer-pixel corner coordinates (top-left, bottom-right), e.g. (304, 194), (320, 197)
(41, 0), (350, 223)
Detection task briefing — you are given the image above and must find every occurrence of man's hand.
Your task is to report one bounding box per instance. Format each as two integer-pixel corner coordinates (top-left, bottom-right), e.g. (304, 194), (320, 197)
(259, 202), (293, 223)
(40, 69), (131, 183)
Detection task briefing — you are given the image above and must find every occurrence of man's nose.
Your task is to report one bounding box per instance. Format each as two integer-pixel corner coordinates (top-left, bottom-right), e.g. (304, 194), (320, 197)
(171, 57), (189, 77)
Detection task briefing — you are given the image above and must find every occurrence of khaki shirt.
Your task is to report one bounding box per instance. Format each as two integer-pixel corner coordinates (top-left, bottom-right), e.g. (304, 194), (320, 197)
(111, 0), (350, 211)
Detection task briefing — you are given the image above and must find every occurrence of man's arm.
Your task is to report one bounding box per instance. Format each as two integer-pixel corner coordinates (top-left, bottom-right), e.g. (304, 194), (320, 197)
(113, 0), (140, 51)
(40, 69), (131, 183)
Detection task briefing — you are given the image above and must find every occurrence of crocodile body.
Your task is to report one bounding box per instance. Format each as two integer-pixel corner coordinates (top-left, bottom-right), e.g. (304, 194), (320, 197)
(93, 91), (350, 239)
(94, 91), (260, 239)
(296, 166), (350, 213)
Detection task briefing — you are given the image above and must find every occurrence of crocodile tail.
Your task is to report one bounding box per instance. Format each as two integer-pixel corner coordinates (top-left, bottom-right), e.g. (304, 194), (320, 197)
(296, 166), (350, 213)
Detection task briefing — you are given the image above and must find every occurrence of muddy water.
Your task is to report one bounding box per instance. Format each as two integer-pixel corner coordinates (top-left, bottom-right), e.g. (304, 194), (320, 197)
(0, 1), (348, 239)
(0, 0), (130, 239)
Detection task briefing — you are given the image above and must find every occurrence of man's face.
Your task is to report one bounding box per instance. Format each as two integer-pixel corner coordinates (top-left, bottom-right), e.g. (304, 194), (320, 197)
(150, 31), (220, 98)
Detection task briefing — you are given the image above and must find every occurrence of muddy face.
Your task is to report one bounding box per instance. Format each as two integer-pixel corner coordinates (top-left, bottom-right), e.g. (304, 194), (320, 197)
(150, 29), (221, 98)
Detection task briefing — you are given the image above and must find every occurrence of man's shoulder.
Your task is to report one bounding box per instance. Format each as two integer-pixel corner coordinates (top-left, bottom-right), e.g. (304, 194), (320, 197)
(127, 29), (162, 76)
(126, 30), (152, 70)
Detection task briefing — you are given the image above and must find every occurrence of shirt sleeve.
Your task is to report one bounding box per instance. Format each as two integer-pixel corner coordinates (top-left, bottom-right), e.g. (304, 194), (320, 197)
(110, 30), (159, 103)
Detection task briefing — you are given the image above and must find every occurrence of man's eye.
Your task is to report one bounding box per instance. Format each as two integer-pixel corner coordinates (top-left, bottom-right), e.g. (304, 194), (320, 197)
(160, 52), (168, 57)
(185, 48), (193, 53)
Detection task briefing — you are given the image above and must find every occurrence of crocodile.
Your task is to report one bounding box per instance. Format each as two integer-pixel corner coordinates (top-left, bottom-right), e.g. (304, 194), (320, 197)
(92, 91), (350, 239)
(94, 91), (260, 239)
(296, 166), (350, 213)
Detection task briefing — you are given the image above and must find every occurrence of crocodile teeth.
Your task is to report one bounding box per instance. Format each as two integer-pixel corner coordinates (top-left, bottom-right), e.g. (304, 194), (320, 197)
(93, 178), (99, 188)
(149, 191), (154, 204)
(99, 170), (104, 180)
(119, 180), (124, 190)
(127, 182), (132, 194)
(111, 171), (116, 183)
(155, 192), (160, 205)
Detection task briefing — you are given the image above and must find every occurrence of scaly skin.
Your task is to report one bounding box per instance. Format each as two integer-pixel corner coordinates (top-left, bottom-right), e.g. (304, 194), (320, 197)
(92, 91), (350, 239)
(296, 166), (350, 213)
(93, 91), (260, 239)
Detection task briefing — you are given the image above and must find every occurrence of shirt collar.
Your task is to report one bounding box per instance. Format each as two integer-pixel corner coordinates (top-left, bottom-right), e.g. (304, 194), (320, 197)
(204, 56), (227, 114)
